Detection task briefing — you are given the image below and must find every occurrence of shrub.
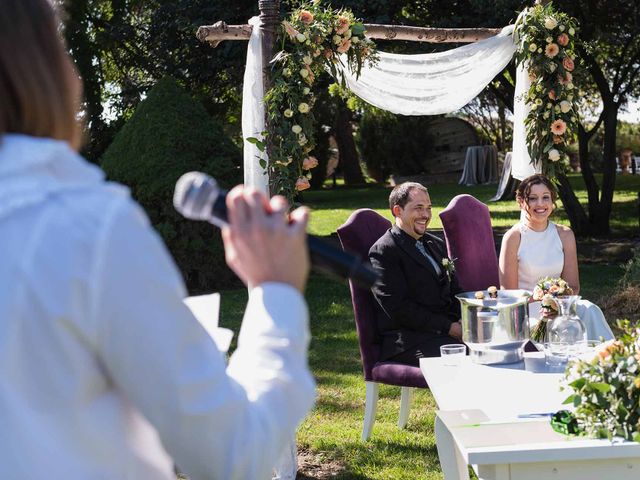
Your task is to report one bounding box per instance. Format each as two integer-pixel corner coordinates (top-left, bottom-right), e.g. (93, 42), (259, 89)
(357, 109), (434, 182)
(101, 77), (242, 293)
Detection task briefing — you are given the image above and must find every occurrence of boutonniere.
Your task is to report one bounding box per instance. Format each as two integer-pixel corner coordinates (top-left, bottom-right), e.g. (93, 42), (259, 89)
(441, 257), (457, 281)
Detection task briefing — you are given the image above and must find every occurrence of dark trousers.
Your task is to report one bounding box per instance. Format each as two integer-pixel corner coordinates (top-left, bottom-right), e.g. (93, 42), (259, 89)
(388, 334), (465, 367)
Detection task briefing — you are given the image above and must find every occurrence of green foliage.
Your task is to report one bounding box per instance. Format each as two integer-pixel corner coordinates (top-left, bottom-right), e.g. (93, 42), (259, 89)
(514, 2), (581, 178)
(562, 321), (640, 441)
(357, 109), (434, 181)
(264, 1), (378, 200)
(621, 248), (640, 289)
(101, 77), (242, 293)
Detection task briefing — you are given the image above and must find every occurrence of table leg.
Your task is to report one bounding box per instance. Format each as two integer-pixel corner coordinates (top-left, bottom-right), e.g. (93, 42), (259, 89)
(434, 415), (470, 480)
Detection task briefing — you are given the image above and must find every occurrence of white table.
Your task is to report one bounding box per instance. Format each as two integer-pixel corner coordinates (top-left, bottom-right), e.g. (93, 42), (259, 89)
(420, 353), (640, 480)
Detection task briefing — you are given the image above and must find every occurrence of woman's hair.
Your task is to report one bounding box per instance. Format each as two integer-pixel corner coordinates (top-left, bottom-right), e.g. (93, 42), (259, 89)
(0, 0), (82, 147)
(515, 173), (558, 205)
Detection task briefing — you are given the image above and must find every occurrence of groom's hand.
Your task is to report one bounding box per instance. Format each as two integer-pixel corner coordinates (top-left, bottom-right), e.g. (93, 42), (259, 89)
(448, 321), (462, 340)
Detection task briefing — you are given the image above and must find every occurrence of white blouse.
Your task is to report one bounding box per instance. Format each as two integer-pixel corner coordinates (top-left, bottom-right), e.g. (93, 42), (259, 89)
(0, 134), (315, 479)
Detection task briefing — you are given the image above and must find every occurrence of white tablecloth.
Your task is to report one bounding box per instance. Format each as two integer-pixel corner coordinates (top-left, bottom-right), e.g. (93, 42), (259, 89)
(529, 299), (614, 342)
(459, 145), (498, 186)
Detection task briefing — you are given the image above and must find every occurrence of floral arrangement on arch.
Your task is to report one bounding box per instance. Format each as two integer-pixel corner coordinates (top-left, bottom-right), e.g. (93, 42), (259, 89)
(559, 321), (640, 442)
(530, 276), (574, 342)
(514, 2), (581, 179)
(250, 0), (377, 200)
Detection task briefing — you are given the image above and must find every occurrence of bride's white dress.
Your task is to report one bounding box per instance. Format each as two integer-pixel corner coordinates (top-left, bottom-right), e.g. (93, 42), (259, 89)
(517, 221), (614, 341)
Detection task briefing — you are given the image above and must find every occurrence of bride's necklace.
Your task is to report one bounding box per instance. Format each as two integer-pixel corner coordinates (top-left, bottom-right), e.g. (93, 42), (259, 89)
(524, 218), (549, 232)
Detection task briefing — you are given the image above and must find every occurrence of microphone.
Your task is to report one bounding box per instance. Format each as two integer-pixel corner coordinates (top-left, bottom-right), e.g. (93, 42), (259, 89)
(173, 172), (379, 289)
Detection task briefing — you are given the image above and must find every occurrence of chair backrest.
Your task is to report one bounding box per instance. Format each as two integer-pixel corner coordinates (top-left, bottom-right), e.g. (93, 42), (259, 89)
(439, 194), (499, 292)
(336, 209), (391, 381)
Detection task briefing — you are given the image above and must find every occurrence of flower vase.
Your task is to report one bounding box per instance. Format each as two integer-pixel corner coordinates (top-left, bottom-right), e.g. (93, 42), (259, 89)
(547, 295), (586, 359)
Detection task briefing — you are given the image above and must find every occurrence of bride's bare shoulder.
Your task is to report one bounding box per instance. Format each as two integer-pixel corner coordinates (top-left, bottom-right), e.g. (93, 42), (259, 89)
(501, 225), (522, 245)
(555, 223), (576, 242)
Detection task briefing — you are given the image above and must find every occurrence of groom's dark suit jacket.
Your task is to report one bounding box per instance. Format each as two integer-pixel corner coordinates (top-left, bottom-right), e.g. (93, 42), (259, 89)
(368, 225), (462, 361)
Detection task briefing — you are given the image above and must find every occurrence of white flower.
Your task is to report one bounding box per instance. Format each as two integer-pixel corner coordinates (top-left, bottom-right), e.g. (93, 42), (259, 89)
(345, 29), (352, 39)
(283, 68), (292, 77)
(569, 27), (575, 35)
(548, 149), (561, 162)
(567, 83), (574, 90)
(529, 43), (537, 52)
(548, 62), (557, 72)
(298, 102), (310, 113)
(303, 55), (313, 65)
(292, 125), (302, 134)
(567, 94), (574, 102)
(536, 98), (543, 105)
(530, 103), (538, 110)
(352, 36), (359, 44)
(571, 116), (576, 122)
(559, 25), (565, 32)
(284, 109), (294, 118)
(560, 100), (571, 113)
(543, 111), (550, 119)
(546, 102), (552, 109)
(298, 134), (308, 146)
(546, 36), (553, 43)
(554, 105), (561, 113)
(333, 35), (342, 45)
(296, 33), (306, 43)
(303, 87), (310, 95)
(544, 17), (558, 30)
(537, 48), (542, 54)
(299, 68), (309, 78)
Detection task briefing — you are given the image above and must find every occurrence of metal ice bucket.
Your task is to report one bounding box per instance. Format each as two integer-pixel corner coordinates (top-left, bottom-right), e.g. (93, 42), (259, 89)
(456, 290), (531, 365)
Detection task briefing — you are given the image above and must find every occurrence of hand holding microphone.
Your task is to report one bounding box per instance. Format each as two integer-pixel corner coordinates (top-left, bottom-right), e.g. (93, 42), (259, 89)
(173, 172), (379, 289)
(222, 186), (309, 292)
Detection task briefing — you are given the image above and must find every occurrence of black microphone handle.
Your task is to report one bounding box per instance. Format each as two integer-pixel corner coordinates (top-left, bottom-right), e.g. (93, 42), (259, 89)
(307, 236), (379, 289)
(213, 189), (378, 288)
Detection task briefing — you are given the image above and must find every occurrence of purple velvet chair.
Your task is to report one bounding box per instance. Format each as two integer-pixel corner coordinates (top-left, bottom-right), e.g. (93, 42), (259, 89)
(439, 194), (500, 292)
(337, 209), (428, 441)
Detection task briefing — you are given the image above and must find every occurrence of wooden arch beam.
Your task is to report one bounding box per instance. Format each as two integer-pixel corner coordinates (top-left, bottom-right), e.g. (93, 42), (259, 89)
(196, 22), (503, 47)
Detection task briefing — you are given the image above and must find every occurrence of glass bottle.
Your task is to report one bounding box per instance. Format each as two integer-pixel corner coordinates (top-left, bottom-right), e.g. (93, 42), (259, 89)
(547, 295), (586, 361)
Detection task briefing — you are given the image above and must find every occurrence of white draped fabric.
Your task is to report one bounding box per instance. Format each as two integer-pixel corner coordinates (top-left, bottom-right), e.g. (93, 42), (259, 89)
(338, 25), (516, 116)
(511, 62), (537, 180)
(242, 17), (269, 194)
(241, 21), (532, 194)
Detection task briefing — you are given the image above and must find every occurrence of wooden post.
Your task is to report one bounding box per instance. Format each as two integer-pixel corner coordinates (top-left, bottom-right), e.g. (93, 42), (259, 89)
(259, 0), (280, 195)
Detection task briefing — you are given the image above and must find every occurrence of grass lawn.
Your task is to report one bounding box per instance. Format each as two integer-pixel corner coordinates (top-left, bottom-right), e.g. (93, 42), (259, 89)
(217, 177), (637, 479)
(303, 173), (640, 237)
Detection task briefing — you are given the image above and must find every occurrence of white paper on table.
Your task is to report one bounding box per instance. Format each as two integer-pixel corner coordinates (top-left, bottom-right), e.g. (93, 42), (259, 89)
(183, 293), (234, 354)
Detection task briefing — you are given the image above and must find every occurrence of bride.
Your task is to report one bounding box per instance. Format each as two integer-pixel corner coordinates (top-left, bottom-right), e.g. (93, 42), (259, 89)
(498, 174), (613, 341)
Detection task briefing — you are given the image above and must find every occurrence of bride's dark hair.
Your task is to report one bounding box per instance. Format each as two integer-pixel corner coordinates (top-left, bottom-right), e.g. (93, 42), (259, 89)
(515, 174), (558, 206)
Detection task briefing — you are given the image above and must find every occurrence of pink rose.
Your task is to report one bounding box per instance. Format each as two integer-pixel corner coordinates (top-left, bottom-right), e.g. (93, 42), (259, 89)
(282, 20), (300, 40)
(548, 89), (556, 100)
(563, 56), (575, 71)
(336, 38), (352, 54)
(299, 10), (314, 25)
(550, 119), (567, 136)
(335, 16), (350, 35)
(295, 177), (311, 191)
(323, 49), (333, 60)
(302, 156), (319, 170)
(545, 43), (559, 58)
(557, 33), (569, 46)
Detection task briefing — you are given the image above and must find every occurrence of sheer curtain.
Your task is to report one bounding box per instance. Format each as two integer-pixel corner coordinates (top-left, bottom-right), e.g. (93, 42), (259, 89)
(338, 25), (516, 115)
(241, 22), (532, 194)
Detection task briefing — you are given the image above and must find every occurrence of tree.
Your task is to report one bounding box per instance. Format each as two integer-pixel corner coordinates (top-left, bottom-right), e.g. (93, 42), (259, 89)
(553, 0), (640, 235)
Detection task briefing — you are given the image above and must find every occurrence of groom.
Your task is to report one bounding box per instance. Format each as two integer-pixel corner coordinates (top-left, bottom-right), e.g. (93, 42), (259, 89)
(369, 182), (463, 367)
